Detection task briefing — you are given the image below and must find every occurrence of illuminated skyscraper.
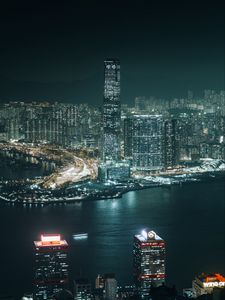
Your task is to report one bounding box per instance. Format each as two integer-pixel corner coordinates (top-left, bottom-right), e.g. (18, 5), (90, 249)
(164, 119), (179, 169)
(33, 234), (69, 300)
(102, 59), (121, 162)
(133, 230), (166, 299)
(124, 115), (164, 171)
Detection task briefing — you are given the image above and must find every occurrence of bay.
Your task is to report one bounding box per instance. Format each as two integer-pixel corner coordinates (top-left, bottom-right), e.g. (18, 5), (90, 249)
(0, 180), (224, 297)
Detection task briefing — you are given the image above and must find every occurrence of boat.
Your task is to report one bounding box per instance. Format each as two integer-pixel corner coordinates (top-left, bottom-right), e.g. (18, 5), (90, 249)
(72, 233), (88, 240)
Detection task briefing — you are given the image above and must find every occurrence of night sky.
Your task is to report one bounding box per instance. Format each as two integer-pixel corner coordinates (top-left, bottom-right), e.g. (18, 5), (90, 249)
(0, 0), (224, 105)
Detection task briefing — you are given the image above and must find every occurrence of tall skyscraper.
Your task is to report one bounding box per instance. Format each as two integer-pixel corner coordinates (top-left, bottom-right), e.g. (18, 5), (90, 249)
(102, 59), (121, 162)
(133, 230), (166, 299)
(164, 119), (179, 169)
(33, 234), (69, 300)
(124, 115), (164, 171)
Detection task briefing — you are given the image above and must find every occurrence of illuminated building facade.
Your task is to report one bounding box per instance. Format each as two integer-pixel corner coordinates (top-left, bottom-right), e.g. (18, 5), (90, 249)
(102, 59), (121, 162)
(192, 273), (225, 298)
(98, 161), (130, 181)
(124, 115), (164, 171)
(133, 230), (166, 299)
(33, 234), (69, 300)
(164, 119), (179, 169)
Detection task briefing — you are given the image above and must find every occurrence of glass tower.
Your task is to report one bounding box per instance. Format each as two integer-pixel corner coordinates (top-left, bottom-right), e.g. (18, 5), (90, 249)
(133, 230), (166, 299)
(33, 234), (69, 300)
(124, 115), (164, 171)
(102, 59), (121, 162)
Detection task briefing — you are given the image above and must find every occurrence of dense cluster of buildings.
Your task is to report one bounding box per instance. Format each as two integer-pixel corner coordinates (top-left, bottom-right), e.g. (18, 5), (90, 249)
(0, 60), (224, 299)
(32, 232), (165, 300)
(0, 102), (101, 148)
(101, 60), (225, 178)
(0, 60), (225, 180)
(20, 231), (224, 300)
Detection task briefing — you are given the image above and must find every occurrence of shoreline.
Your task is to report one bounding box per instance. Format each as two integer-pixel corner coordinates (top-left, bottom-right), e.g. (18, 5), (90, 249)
(0, 170), (224, 206)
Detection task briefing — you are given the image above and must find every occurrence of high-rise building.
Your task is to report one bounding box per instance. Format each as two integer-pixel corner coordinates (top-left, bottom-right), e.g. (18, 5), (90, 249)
(164, 119), (179, 169)
(124, 115), (164, 171)
(133, 230), (166, 299)
(33, 234), (69, 300)
(102, 59), (121, 162)
(104, 275), (117, 300)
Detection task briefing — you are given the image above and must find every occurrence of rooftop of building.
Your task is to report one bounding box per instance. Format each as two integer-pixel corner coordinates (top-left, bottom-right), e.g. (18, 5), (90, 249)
(135, 230), (164, 242)
(197, 273), (225, 283)
(34, 234), (68, 247)
(194, 273), (225, 289)
(104, 59), (120, 63)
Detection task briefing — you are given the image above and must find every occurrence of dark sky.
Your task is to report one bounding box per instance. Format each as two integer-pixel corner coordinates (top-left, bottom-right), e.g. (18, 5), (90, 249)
(0, 0), (224, 105)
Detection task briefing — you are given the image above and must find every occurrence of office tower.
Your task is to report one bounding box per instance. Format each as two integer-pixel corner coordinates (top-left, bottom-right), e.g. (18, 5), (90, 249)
(104, 275), (117, 300)
(102, 59), (121, 162)
(164, 119), (179, 169)
(133, 230), (166, 299)
(74, 278), (92, 300)
(33, 234), (69, 300)
(124, 115), (164, 171)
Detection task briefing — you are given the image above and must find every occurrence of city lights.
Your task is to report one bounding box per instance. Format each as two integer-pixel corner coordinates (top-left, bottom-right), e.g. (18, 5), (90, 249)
(0, 0), (224, 298)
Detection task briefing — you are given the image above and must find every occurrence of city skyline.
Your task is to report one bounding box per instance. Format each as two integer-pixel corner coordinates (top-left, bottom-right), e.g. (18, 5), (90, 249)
(0, 0), (224, 104)
(0, 1), (224, 299)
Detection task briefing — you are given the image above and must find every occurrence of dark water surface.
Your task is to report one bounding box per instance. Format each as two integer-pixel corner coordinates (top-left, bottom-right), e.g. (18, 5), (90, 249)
(0, 180), (224, 297)
(0, 160), (50, 180)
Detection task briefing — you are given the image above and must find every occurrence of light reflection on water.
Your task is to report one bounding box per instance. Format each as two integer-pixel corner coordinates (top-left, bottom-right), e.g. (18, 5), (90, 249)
(0, 180), (224, 297)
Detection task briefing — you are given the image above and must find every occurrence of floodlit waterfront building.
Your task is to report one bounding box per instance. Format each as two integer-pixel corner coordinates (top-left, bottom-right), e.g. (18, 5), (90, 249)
(33, 234), (69, 300)
(133, 230), (166, 299)
(192, 273), (225, 298)
(124, 115), (164, 171)
(98, 160), (130, 181)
